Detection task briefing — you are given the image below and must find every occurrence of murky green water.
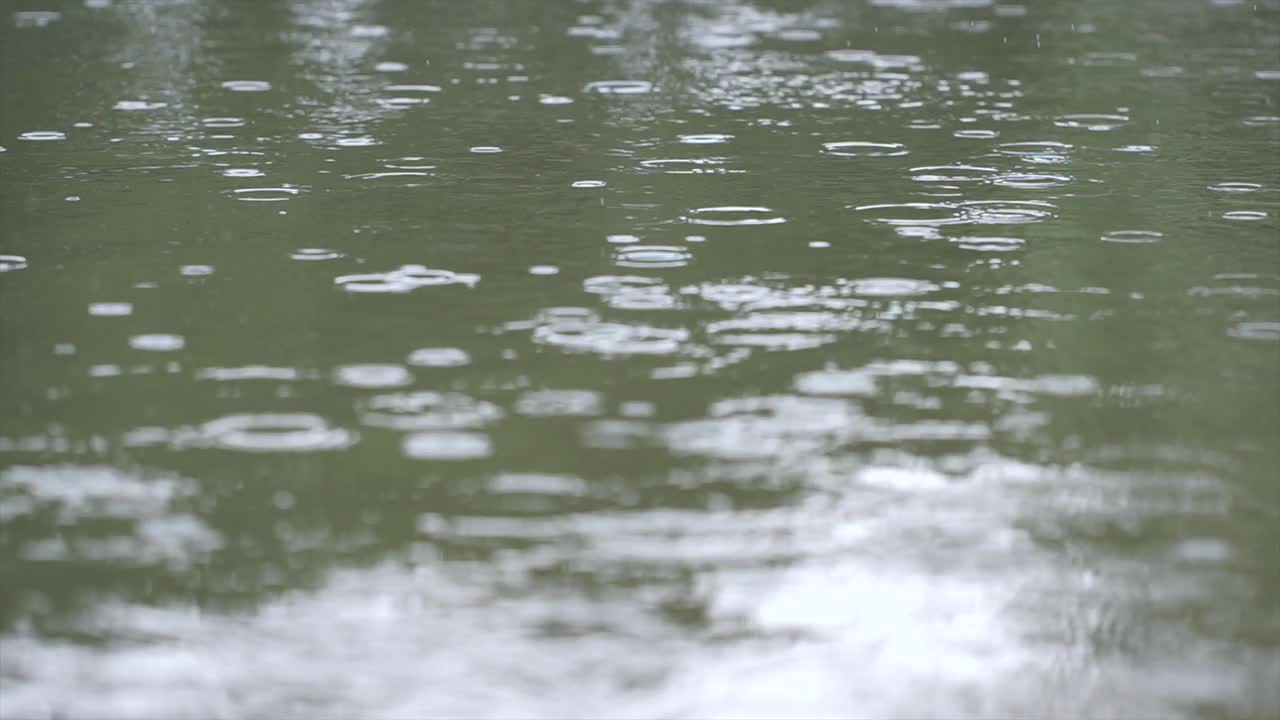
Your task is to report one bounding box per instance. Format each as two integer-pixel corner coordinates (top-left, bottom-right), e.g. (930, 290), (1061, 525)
(2, 0), (1278, 717)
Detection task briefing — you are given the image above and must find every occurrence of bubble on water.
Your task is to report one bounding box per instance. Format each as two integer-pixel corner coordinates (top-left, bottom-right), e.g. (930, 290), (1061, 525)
(585, 80), (653, 95)
(407, 347), (470, 368)
(376, 61), (408, 72)
(222, 168), (263, 178)
(335, 265), (479, 293)
(359, 392), (502, 430)
(1223, 210), (1268, 221)
(180, 265), (214, 277)
(201, 413), (356, 452)
(291, 248), (343, 261)
(680, 134), (734, 144)
(823, 141), (909, 157)
(403, 431), (492, 460)
(333, 364), (413, 388)
(350, 24), (388, 38)
(1209, 182), (1262, 193)
(0, 255), (29, 272)
(529, 265), (560, 276)
(18, 131), (65, 141)
(846, 278), (940, 297)
(89, 302), (132, 317)
(1227, 321), (1280, 341)
(113, 100), (167, 111)
(129, 334), (185, 352)
(687, 206), (785, 226)
(470, 146), (502, 153)
(614, 245), (691, 269)
(221, 80), (271, 92)
(230, 186), (303, 202)
(1101, 230), (1163, 244)
(516, 389), (602, 417)
(572, 180), (606, 188)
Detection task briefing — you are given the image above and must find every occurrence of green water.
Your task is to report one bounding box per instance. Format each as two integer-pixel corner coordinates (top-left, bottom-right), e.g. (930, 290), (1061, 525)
(1, 0), (1278, 717)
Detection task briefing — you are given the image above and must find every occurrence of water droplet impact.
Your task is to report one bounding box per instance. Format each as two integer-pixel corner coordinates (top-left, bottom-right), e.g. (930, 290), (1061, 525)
(572, 180), (606, 188)
(333, 364), (413, 389)
(532, 311), (688, 356)
(291, 248), (343, 261)
(129, 334), (185, 352)
(959, 200), (1056, 225)
(1209, 182), (1262, 193)
(687, 206), (786, 226)
(359, 392), (502, 430)
(403, 432), (492, 460)
(222, 168), (263, 178)
(954, 129), (998, 139)
(230, 186), (302, 202)
(202, 117), (245, 128)
(407, 347), (470, 368)
(180, 265), (214, 277)
(89, 302), (132, 316)
(18, 131), (65, 141)
(1054, 113), (1130, 131)
(614, 245), (691, 269)
(201, 414), (356, 453)
(469, 146), (503, 153)
(846, 278), (940, 296)
(679, 134), (734, 144)
(335, 265), (479, 293)
(113, 100), (167, 111)
(823, 141), (909, 157)
(1223, 210), (1268, 221)
(1228, 322), (1280, 341)
(993, 172), (1071, 189)
(0, 255), (29, 272)
(584, 80), (653, 95)
(1101, 230), (1164, 244)
(221, 80), (272, 92)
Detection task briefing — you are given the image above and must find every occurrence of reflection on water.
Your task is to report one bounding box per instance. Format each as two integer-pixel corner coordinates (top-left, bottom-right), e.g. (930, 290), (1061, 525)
(1, 0), (1279, 717)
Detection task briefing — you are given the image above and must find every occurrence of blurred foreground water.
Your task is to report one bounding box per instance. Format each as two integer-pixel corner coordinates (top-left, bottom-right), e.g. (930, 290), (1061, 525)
(1, 0), (1278, 717)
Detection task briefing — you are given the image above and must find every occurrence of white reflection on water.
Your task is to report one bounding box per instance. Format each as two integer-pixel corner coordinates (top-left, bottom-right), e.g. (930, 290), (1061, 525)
(2, 457), (1273, 719)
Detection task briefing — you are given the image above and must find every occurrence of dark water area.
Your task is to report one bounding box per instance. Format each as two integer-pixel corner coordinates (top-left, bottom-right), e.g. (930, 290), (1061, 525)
(1, 0), (1278, 717)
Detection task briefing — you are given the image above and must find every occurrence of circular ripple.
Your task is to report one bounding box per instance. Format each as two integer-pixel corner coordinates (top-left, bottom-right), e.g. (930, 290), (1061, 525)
(584, 80), (653, 95)
(679, 134), (734, 144)
(202, 413), (356, 453)
(533, 321), (687, 355)
(291, 248), (343, 261)
(230, 186), (302, 202)
(1209, 182), (1262, 193)
(407, 347), (470, 367)
(823, 141), (909, 157)
(359, 391), (502, 430)
(333, 364), (412, 388)
(335, 265), (479, 293)
(846, 278), (940, 296)
(572, 180), (606, 188)
(1054, 114), (1130, 131)
(222, 168), (263, 178)
(959, 200), (1056, 225)
(129, 334), (184, 351)
(909, 165), (998, 184)
(221, 80), (272, 92)
(403, 432), (492, 460)
(993, 172), (1072, 189)
(18, 131), (65, 141)
(1228, 322), (1280, 341)
(1102, 230), (1164, 244)
(0, 255), (29, 272)
(854, 202), (964, 226)
(1223, 210), (1268, 221)
(687, 206), (785, 226)
(614, 245), (691, 269)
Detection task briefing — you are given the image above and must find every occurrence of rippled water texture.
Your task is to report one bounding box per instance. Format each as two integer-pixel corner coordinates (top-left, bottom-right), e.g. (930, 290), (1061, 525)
(1, 0), (1279, 718)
